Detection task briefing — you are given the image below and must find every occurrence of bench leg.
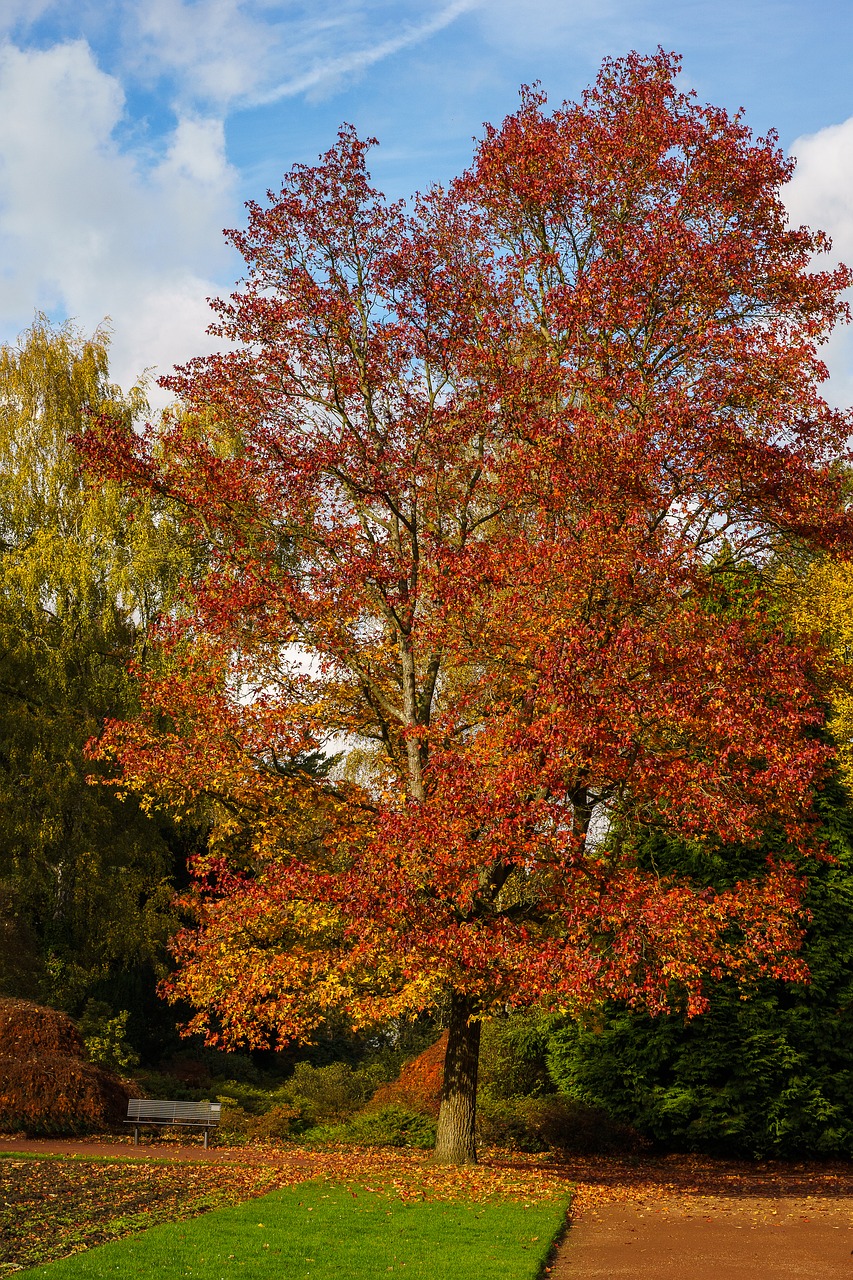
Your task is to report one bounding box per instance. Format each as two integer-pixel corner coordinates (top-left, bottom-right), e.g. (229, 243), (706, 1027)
(134, 1126), (139, 1146)
(204, 1128), (208, 1150)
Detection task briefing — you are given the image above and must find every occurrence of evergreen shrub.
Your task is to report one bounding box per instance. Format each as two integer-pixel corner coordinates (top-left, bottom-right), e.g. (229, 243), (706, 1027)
(285, 1059), (385, 1122)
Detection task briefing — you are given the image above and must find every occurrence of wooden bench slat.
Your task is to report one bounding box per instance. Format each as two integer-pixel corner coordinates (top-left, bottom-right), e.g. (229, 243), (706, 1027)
(125, 1098), (221, 1146)
(127, 1100), (220, 1120)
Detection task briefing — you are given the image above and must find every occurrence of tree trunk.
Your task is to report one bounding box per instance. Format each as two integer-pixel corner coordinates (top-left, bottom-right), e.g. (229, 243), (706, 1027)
(432, 993), (481, 1165)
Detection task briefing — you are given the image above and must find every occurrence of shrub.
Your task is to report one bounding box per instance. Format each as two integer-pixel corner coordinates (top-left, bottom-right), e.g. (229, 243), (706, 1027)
(336, 1105), (437, 1148)
(0, 1054), (140, 1135)
(0, 997), (84, 1057)
(368, 1033), (447, 1117)
(78, 1001), (140, 1073)
(215, 1098), (253, 1143)
(215, 1097), (309, 1143)
(477, 1089), (636, 1154)
(247, 1103), (306, 1142)
(0, 998), (137, 1135)
(477, 1091), (550, 1152)
(284, 1060), (385, 1122)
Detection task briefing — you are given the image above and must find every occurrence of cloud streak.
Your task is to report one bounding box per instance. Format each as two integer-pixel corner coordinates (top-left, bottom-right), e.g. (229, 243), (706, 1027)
(249, 0), (479, 105)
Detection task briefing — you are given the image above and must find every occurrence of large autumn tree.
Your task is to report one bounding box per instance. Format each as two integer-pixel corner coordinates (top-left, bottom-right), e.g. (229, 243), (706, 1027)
(83, 51), (853, 1163)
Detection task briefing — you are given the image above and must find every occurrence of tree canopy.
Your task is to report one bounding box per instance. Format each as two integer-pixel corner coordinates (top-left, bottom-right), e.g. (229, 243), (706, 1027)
(81, 51), (853, 1163)
(0, 317), (194, 1034)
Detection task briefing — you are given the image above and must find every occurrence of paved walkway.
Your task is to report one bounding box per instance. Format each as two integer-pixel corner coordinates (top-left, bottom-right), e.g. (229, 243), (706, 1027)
(555, 1187), (853, 1278)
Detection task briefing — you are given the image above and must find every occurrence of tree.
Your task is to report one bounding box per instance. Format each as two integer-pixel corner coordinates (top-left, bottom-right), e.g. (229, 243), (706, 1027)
(0, 317), (194, 1039)
(546, 781), (853, 1158)
(82, 52), (852, 1163)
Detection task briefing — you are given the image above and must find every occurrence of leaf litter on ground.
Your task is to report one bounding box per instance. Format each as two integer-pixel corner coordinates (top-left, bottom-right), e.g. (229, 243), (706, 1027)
(5, 1143), (853, 1272)
(0, 1145), (570, 1272)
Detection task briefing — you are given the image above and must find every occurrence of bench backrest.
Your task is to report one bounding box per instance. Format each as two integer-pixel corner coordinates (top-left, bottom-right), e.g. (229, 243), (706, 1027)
(126, 1099), (221, 1124)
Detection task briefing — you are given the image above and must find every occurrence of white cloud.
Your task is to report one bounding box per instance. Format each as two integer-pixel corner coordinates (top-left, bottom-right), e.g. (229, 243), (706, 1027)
(0, 39), (240, 404)
(128, 0), (276, 106)
(0, 0), (56, 36)
(786, 117), (853, 410)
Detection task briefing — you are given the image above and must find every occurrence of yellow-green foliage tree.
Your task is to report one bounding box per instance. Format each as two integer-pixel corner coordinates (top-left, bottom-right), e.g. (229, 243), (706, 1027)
(787, 558), (853, 792)
(0, 317), (196, 1030)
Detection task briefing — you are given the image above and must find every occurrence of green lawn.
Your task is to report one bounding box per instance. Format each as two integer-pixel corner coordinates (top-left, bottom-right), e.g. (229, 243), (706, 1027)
(18, 1180), (570, 1279)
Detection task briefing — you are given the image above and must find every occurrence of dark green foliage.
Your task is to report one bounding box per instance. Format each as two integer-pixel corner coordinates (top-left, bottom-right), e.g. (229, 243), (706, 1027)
(477, 1091), (636, 1154)
(478, 1010), (559, 1100)
(475, 1010), (641, 1153)
(477, 1010), (556, 1150)
(547, 785), (853, 1158)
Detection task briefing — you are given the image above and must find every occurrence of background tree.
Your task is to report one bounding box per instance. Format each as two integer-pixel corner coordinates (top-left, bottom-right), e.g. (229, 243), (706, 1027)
(546, 781), (853, 1157)
(0, 317), (197, 1056)
(83, 51), (852, 1163)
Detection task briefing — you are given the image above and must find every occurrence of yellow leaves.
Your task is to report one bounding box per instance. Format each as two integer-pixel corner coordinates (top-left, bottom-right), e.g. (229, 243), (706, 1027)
(788, 558), (853, 655)
(0, 317), (193, 656)
(785, 557), (853, 794)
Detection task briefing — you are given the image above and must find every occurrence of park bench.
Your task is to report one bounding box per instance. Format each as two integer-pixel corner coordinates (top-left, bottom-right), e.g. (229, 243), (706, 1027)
(125, 1098), (222, 1149)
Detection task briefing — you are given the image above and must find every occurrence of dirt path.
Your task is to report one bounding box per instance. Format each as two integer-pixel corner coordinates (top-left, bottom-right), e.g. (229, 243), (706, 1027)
(555, 1196), (853, 1278)
(551, 1156), (853, 1279)
(0, 1135), (298, 1163)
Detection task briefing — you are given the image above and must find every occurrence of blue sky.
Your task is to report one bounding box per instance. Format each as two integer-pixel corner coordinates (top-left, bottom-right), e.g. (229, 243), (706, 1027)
(1, 0), (852, 406)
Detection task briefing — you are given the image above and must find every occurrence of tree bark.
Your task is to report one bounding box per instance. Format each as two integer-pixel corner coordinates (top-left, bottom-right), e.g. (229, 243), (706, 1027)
(432, 992), (481, 1165)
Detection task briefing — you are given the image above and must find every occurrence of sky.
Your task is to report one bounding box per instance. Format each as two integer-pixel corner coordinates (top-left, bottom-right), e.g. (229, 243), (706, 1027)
(1, 0), (852, 409)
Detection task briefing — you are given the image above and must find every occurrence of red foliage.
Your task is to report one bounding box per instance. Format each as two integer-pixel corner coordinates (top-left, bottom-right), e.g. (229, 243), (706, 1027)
(0, 999), (137, 1135)
(0, 998), (85, 1058)
(78, 52), (852, 1060)
(369, 1033), (449, 1118)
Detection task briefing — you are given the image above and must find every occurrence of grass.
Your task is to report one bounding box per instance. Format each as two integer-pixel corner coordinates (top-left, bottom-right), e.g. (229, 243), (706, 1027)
(16, 1179), (571, 1279)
